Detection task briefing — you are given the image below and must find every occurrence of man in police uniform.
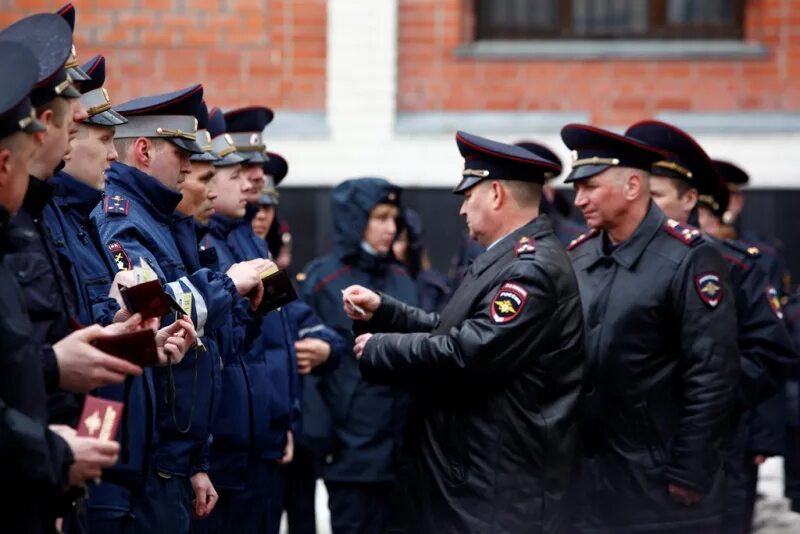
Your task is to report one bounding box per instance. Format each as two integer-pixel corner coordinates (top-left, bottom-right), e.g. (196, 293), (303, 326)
(342, 131), (585, 533)
(91, 85), (269, 532)
(562, 123), (739, 532)
(626, 119), (798, 533)
(0, 39), (121, 533)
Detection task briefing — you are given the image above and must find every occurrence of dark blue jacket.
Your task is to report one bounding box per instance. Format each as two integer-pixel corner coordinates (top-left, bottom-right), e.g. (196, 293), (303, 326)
(91, 162), (235, 479)
(4, 177), (80, 424)
(299, 178), (419, 482)
(42, 171), (156, 516)
(211, 208), (300, 460)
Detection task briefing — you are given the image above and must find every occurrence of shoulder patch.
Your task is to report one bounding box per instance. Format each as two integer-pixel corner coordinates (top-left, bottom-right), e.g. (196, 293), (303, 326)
(514, 235), (536, 256)
(490, 281), (528, 324)
(663, 219), (701, 246)
(568, 229), (599, 251)
(766, 285), (784, 320)
(108, 241), (131, 271)
(104, 194), (129, 216)
(695, 272), (723, 308)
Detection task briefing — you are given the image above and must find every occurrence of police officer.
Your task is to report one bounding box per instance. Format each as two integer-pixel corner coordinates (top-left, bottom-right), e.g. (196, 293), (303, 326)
(0, 15), (144, 424)
(562, 123), (739, 532)
(0, 38), (123, 534)
(514, 140), (587, 246)
(245, 149), (346, 534)
(199, 105), (299, 534)
(625, 119), (798, 533)
(344, 132), (585, 533)
(90, 85), (267, 532)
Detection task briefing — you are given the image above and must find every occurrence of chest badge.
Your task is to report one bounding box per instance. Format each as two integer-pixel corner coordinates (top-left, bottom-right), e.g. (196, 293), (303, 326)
(491, 281), (528, 323)
(695, 272), (723, 308)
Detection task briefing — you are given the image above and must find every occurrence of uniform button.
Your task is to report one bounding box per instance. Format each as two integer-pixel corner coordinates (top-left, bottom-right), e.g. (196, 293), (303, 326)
(325, 454), (334, 464)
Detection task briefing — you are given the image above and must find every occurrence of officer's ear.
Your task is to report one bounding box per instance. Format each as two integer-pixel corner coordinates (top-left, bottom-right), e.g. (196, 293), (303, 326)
(0, 148), (11, 187)
(489, 180), (504, 209)
(133, 137), (152, 168)
(623, 172), (644, 201)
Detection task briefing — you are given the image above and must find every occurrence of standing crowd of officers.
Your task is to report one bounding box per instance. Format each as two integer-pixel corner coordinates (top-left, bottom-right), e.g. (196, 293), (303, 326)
(2, 4), (800, 534)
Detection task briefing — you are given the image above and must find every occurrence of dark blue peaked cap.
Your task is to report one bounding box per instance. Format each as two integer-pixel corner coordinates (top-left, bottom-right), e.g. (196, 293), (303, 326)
(114, 84), (205, 154)
(207, 106), (226, 138)
(626, 119), (728, 217)
(206, 106), (246, 167)
(454, 130), (562, 193)
(79, 54), (127, 127)
(561, 123), (666, 183)
(80, 54), (104, 93)
(713, 160), (749, 188)
(190, 100), (219, 162)
(56, 3), (90, 82)
(223, 106), (274, 164)
(0, 41), (46, 139)
(263, 151), (288, 185)
(0, 14), (81, 106)
(514, 140), (563, 178)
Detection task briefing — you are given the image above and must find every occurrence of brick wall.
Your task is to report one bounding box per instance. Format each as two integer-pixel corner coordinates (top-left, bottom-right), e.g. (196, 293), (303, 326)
(1, 0), (327, 110)
(397, 0), (800, 126)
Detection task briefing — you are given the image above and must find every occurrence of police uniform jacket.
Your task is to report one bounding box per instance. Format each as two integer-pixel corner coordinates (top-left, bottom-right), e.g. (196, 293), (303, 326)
(91, 162), (234, 479)
(43, 171), (157, 514)
(357, 215), (583, 533)
(4, 176), (81, 424)
(568, 202), (739, 532)
(0, 205), (75, 534)
(209, 212), (300, 462)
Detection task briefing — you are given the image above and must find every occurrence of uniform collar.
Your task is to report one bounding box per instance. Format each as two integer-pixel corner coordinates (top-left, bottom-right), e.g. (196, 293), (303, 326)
(21, 175), (54, 217)
(244, 202), (260, 222)
(194, 221), (211, 242)
(209, 213), (238, 238)
(106, 162), (182, 222)
(585, 201), (665, 270)
(471, 214), (554, 276)
(50, 171), (103, 217)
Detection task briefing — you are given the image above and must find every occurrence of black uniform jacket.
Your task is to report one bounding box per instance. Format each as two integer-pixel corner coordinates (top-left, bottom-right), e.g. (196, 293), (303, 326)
(568, 202), (740, 533)
(0, 205), (73, 533)
(359, 215), (585, 534)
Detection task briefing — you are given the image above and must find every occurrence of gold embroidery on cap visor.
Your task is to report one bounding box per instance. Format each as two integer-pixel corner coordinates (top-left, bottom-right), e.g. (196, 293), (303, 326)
(85, 89), (113, 117)
(462, 169), (490, 177)
(571, 156), (621, 167)
(155, 127), (197, 141)
(17, 109), (36, 130)
(54, 74), (75, 96)
(697, 194), (720, 212)
(653, 160), (693, 179)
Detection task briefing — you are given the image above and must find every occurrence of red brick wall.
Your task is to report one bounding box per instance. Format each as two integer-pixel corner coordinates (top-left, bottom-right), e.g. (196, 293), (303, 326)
(398, 0), (800, 125)
(2, 0), (327, 111)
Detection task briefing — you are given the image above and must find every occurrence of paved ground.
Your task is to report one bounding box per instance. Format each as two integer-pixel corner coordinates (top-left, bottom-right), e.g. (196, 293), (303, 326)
(281, 458), (800, 533)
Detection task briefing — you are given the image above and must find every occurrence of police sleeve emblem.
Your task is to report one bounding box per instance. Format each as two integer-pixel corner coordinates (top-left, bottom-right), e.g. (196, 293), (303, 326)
(490, 281), (528, 323)
(108, 241), (131, 271)
(766, 285), (784, 320)
(695, 272), (723, 308)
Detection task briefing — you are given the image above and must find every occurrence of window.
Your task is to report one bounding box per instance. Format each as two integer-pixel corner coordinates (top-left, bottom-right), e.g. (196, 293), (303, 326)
(475, 0), (745, 40)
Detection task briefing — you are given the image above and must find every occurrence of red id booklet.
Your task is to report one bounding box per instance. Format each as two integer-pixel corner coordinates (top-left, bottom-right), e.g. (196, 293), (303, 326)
(76, 395), (124, 441)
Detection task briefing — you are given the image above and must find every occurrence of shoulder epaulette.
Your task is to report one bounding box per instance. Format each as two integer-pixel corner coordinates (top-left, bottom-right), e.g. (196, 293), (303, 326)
(722, 239), (761, 259)
(514, 235), (536, 256)
(662, 219), (701, 246)
(567, 229), (598, 251)
(104, 194), (129, 216)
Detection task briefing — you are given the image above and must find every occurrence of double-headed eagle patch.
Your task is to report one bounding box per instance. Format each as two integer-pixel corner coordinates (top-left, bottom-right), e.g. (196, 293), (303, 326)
(491, 281), (528, 323)
(695, 272), (722, 308)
